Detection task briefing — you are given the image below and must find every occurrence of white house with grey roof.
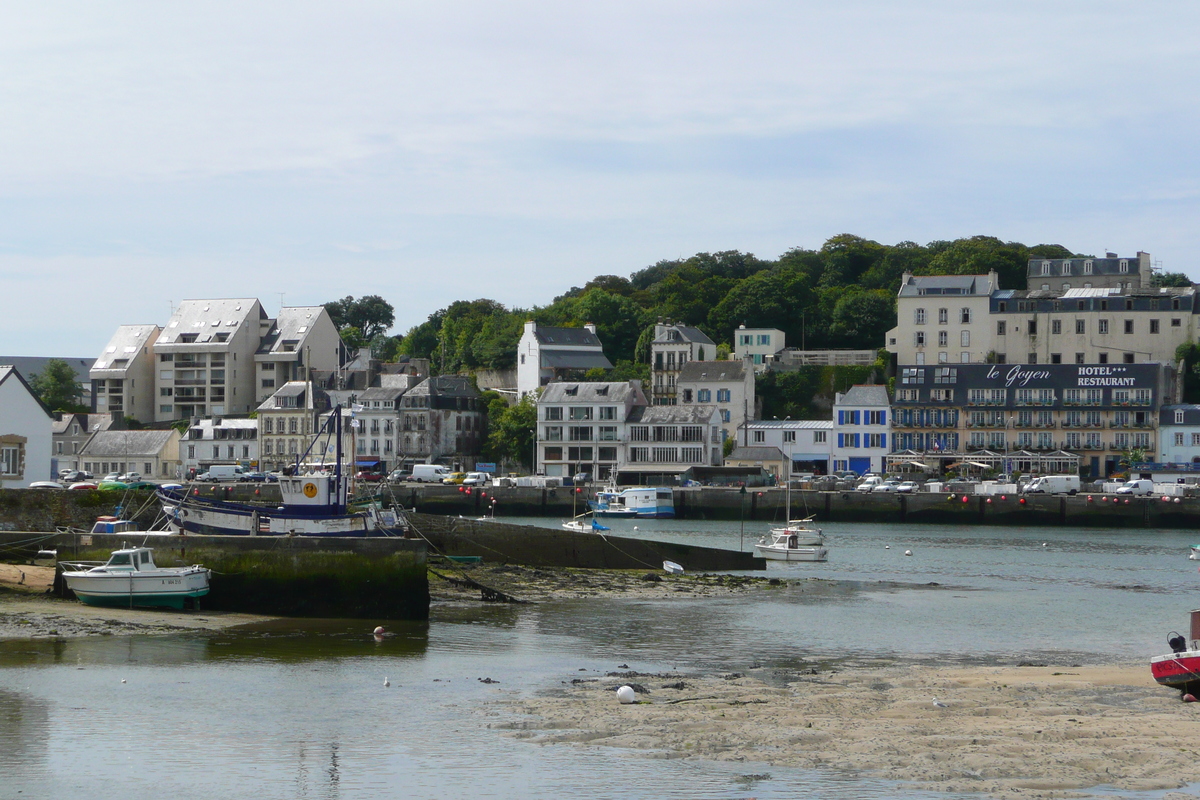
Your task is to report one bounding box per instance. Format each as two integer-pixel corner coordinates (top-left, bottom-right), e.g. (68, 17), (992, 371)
(832, 385), (891, 475)
(732, 325), (785, 370)
(181, 417), (259, 476)
(79, 428), (182, 480)
(739, 419), (832, 476)
(354, 386), (406, 472)
(676, 360), (755, 442)
(649, 321), (715, 405)
(885, 272), (1000, 366)
(0, 366), (53, 487)
(90, 324), (161, 423)
(255, 306), (343, 405)
(517, 321), (613, 398)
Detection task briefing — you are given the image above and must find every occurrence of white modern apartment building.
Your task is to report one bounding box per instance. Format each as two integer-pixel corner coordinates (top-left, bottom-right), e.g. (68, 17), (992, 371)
(676, 360), (755, 442)
(649, 321), (716, 404)
(90, 324), (161, 423)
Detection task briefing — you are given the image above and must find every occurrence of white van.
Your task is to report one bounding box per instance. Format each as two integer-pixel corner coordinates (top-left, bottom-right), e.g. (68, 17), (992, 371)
(1115, 479), (1155, 496)
(197, 465), (244, 482)
(1021, 475), (1081, 495)
(411, 464), (452, 483)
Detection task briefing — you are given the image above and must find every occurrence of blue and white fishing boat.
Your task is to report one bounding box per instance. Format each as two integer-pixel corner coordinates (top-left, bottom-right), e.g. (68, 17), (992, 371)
(589, 487), (674, 518)
(157, 406), (407, 537)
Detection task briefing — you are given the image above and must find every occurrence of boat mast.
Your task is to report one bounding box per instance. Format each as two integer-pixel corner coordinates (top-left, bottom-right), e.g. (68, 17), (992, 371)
(334, 403), (345, 513)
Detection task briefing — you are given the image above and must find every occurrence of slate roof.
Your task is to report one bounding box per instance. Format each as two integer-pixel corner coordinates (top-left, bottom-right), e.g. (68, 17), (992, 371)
(531, 325), (603, 347)
(677, 361), (746, 383)
(539, 381), (644, 405)
(256, 307), (328, 356)
(407, 375), (479, 399)
(897, 274), (992, 297)
(80, 429), (176, 457)
(836, 385), (890, 407)
(727, 446), (787, 462)
(0, 357), (94, 392)
(158, 299), (262, 345)
(628, 405), (717, 424)
(541, 351), (613, 370)
(92, 325), (159, 372)
(358, 386), (406, 402)
(653, 324), (714, 345)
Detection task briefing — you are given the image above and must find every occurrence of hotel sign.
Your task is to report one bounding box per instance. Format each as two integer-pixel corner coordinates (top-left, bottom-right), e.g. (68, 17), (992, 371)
(985, 365), (1138, 388)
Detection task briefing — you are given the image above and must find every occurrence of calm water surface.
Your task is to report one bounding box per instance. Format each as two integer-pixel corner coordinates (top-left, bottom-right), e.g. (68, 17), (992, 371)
(3, 518), (1198, 799)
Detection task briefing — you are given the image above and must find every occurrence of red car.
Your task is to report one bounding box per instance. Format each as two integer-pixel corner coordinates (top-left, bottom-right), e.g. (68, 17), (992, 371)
(355, 471), (385, 483)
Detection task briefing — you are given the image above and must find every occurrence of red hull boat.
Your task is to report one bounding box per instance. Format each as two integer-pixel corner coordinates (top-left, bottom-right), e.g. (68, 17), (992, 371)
(1151, 611), (1200, 693)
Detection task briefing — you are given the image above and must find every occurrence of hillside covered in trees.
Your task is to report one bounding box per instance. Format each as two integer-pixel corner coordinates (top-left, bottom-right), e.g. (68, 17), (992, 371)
(387, 234), (1090, 374)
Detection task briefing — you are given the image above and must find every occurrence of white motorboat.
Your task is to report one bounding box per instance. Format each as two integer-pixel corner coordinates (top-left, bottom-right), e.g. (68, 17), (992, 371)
(60, 546), (211, 609)
(562, 516), (610, 533)
(755, 529), (829, 562)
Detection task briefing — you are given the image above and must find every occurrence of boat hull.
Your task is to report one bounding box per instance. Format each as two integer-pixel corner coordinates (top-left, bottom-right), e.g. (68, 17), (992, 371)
(755, 544), (829, 562)
(63, 569), (210, 610)
(159, 489), (402, 537)
(1151, 650), (1200, 688)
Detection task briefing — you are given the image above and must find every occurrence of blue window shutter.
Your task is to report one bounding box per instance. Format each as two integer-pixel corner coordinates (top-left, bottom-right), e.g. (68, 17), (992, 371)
(879, 410), (886, 425)
(838, 410), (844, 425)
(837, 433), (843, 448)
(880, 433), (886, 449)
(855, 434), (861, 448)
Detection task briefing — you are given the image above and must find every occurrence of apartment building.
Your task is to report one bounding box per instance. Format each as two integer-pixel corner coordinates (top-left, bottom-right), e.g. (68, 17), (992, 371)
(676, 360), (754, 442)
(516, 321), (612, 398)
(90, 325), (161, 423)
(831, 385), (891, 475)
(257, 381), (331, 473)
(649, 321), (715, 404)
(181, 418), (259, 476)
(398, 376), (485, 468)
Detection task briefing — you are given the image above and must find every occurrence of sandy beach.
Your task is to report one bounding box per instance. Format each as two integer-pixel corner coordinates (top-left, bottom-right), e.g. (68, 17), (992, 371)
(487, 661), (1200, 799)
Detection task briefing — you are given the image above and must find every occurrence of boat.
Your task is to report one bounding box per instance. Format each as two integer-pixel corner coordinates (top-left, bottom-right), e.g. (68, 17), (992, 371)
(157, 406), (408, 537)
(755, 529), (829, 562)
(769, 481), (826, 546)
(562, 516), (610, 533)
(59, 546), (211, 609)
(588, 487), (674, 518)
(1189, 545), (1200, 561)
(1152, 614), (1200, 694)
(663, 560), (684, 574)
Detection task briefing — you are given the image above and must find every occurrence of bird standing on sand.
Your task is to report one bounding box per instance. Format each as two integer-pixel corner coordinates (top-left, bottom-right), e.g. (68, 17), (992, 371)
(932, 697), (947, 708)
(384, 677), (390, 687)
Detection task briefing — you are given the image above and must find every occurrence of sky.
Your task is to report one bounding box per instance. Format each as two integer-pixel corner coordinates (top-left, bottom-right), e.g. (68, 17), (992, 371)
(3, 1), (1199, 357)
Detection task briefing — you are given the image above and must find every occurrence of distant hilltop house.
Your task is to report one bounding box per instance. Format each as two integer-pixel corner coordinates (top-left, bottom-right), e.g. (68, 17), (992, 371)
(91, 299), (345, 425)
(731, 325), (785, 370)
(517, 321), (613, 398)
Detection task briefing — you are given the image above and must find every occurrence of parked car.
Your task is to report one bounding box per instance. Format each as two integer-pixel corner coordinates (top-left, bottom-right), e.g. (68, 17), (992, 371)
(237, 471), (269, 482)
(442, 472), (468, 485)
(118, 472), (142, 483)
(871, 480), (902, 493)
(58, 469), (92, 483)
(102, 473), (121, 483)
(356, 471), (385, 483)
(28, 480), (64, 489)
(1116, 478), (1155, 496)
(572, 472), (592, 484)
(462, 472), (491, 486)
(388, 469), (412, 483)
(855, 476), (883, 492)
(897, 480), (919, 493)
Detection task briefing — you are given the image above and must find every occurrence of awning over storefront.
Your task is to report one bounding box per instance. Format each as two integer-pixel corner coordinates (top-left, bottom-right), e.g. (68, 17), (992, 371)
(355, 459), (380, 467)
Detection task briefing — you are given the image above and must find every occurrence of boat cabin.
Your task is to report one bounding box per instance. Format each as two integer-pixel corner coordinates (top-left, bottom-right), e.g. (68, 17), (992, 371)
(91, 516), (140, 535)
(98, 548), (158, 572)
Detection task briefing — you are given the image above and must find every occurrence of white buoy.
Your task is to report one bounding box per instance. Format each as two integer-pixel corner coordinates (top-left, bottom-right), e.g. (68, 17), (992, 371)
(121, 679), (126, 684)
(374, 626), (385, 635)
(904, 549), (913, 557)
(1042, 543), (1048, 547)
(384, 677), (390, 687)
(616, 685), (636, 704)
(884, 545), (890, 549)
(633, 526), (639, 531)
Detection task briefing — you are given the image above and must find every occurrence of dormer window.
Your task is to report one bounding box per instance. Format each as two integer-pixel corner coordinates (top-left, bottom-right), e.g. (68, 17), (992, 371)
(596, 386), (608, 395)
(1119, 260), (1129, 273)
(564, 386), (578, 396)
(1040, 261), (1051, 275)
(1176, 410), (1185, 424)
(1083, 260), (1093, 274)
(1062, 260), (1071, 275)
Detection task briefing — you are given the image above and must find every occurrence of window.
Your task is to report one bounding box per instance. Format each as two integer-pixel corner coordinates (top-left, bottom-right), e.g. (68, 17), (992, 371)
(1176, 432), (1185, 447)
(915, 352), (925, 364)
(1028, 353), (1037, 364)
(1120, 259), (1129, 273)
(1124, 353), (1135, 364)
(753, 430), (765, 443)
(934, 367), (957, 384)
(598, 426), (617, 441)
(1193, 433), (1200, 446)
(757, 334), (771, 345)
(569, 407), (593, 421)
(960, 308), (972, 324)
(1076, 353), (1085, 364)
(681, 389), (693, 402)
(915, 308), (926, 324)
(900, 368), (925, 384)
(544, 407), (563, 421)
(599, 407), (616, 420)
(814, 431), (827, 444)
(1150, 319), (1160, 334)
(997, 321), (1006, 336)
(938, 330), (948, 347)
(1084, 260), (1093, 274)
(1062, 260), (1072, 275)
(568, 426), (593, 441)
(1040, 261), (1051, 275)
(697, 389), (711, 402)
(915, 332), (926, 346)
(1051, 354), (1062, 364)
(544, 446), (563, 461)
(1028, 320), (1037, 335)
(1124, 320), (1134, 334)
(783, 431), (796, 443)
(720, 410), (730, 423)
(960, 331), (970, 347)
(1177, 410), (1187, 424)
(716, 389), (731, 402)
(1098, 320), (1109, 335)
(1075, 319), (1085, 334)
(938, 308), (948, 324)
(544, 426), (563, 441)
(1051, 319), (1062, 335)
(1173, 318), (1182, 327)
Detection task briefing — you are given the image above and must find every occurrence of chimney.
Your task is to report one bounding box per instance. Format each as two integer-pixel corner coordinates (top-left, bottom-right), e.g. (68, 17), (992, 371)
(583, 322), (597, 334)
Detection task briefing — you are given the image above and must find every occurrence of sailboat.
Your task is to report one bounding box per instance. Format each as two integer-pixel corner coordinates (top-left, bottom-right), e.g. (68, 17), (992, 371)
(562, 487), (609, 532)
(755, 478), (828, 562)
(157, 406), (407, 537)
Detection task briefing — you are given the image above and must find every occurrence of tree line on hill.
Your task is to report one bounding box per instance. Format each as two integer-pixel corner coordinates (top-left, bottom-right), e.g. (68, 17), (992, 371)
(334, 234), (1188, 376)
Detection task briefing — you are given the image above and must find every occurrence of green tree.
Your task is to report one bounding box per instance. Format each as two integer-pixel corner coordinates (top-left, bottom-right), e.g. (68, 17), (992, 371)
(1154, 272), (1194, 288)
(29, 359), (85, 412)
(324, 295), (396, 340)
(924, 236), (1030, 289)
(483, 394), (538, 470)
(829, 289), (895, 349)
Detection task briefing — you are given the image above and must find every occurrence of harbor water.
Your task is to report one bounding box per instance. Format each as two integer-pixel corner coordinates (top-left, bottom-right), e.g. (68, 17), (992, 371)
(3, 518), (1199, 799)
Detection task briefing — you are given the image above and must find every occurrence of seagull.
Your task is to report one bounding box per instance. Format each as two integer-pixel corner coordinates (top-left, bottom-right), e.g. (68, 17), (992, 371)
(383, 677), (390, 687)
(932, 697), (947, 708)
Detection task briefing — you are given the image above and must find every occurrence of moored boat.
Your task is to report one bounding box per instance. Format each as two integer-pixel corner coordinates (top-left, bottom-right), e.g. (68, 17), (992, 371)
(588, 487), (674, 518)
(59, 546), (210, 609)
(754, 529), (829, 562)
(1151, 611), (1200, 694)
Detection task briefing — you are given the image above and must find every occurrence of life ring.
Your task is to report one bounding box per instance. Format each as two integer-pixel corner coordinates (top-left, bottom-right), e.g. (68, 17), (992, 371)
(303, 482), (318, 498)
